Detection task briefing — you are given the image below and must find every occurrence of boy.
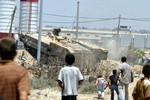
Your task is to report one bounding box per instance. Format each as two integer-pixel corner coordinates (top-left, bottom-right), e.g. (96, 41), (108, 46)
(106, 69), (121, 100)
(57, 53), (84, 100)
(132, 64), (150, 100)
(95, 75), (107, 99)
(0, 37), (30, 100)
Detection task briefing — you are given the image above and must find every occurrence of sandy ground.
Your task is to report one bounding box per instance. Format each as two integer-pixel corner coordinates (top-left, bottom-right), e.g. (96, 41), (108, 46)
(29, 77), (140, 100)
(56, 77), (139, 100)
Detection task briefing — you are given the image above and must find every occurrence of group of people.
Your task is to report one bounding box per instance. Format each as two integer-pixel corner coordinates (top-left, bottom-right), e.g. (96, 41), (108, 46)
(0, 37), (150, 100)
(95, 56), (132, 100)
(95, 58), (150, 100)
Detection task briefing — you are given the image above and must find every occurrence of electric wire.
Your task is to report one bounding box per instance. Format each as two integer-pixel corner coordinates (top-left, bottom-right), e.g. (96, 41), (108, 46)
(43, 13), (118, 20)
(42, 17), (118, 24)
(121, 17), (150, 22)
(41, 13), (150, 23)
(66, 19), (76, 35)
(14, 12), (150, 24)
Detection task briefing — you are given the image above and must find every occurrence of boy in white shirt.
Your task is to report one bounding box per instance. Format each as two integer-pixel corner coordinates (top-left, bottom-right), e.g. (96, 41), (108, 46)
(57, 53), (84, 100)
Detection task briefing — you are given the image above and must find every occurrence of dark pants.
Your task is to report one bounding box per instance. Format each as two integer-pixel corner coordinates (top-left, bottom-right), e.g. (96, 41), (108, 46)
(62, 95), (77, 100)
(110, 85), (121, 100)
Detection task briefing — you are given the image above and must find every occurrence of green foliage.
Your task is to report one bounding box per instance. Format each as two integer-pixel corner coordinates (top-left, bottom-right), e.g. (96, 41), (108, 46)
(128, 45), (144, 57)
(134, 49), (144, 57)
(127, 45), (144, 59)
(79, 82), (96, 94)
(127, 45), (145, 65)
(31, 77), (57, 90)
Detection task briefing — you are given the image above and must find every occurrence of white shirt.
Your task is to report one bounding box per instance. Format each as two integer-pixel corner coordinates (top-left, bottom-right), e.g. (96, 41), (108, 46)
(119, 62), (132, 84)
(58, 65), (84, 96)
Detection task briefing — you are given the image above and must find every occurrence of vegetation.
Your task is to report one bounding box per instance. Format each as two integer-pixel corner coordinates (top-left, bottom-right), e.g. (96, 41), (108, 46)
(79, 82), (96, 94)
(127, 45), (145, 65)
(31, 78), (57, 90)
(19, 50), (116, 93)
(28, 59), (116, 92)
(128, 45), (144, 57)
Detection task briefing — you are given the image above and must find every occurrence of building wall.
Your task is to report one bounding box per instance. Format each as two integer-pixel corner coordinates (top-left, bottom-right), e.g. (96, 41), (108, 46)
(0, 0), (15, 34)
(20, 0), (38, 33)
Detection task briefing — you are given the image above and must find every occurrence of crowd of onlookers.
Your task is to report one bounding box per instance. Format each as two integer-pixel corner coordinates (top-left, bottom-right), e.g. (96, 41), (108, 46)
(0, 37), (150, 100)
(95, 56), (134, 100)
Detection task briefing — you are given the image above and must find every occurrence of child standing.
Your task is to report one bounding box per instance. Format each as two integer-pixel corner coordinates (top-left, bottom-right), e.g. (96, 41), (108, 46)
(95, 75), (107, 99)
(57, 53), (84, 100)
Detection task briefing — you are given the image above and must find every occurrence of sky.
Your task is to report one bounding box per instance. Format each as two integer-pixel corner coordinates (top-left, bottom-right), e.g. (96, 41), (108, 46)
(16, 0), (150, 31)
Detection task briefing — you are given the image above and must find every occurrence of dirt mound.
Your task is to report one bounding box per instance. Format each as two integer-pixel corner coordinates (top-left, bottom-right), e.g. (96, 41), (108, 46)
(132, 65), (142, 73)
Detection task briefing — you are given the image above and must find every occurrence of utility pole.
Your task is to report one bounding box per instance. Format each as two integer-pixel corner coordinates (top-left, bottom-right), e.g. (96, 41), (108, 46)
(116, 15), (121, 48)
(116, 15), (121, 60)
(9, 6), (16, 38)
(76, 1), (79, 40)
(37, 0), (43, 63)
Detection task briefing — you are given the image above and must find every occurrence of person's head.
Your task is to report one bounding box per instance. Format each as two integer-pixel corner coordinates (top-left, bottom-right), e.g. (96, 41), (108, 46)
(142, 64), (150, 78)
(113, 69), (117, 75)
(97, 75), (102, 78)
(121, 56), (126, 62)
(0, 37), (17, 60)
(65, 53), (75, 65)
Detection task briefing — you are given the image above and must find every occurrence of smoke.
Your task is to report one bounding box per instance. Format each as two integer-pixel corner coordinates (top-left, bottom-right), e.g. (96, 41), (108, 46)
(80, 38), (130, 61)
(101, 39), (128, 61)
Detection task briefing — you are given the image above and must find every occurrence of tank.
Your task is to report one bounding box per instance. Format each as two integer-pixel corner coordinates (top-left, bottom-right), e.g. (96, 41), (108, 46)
(19, 0), (38, 33)
(0, 0), (15, 38)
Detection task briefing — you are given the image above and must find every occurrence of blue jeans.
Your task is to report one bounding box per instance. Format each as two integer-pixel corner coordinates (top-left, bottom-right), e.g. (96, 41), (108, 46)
(97, 87), (105, 98)
(118, 88), (124, 100)
(118, 82), (124, 100)
(110, 85), (121, 100)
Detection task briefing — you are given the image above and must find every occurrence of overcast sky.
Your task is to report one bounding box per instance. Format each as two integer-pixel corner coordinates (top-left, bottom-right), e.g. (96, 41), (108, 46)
(16, 0), (150, 30)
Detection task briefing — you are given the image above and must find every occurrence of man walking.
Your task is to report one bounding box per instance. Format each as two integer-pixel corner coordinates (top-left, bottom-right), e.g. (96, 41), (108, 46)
(0, 37), (30, 100)
(57, 53), (84, 100)
(119, 56), (132, 100)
